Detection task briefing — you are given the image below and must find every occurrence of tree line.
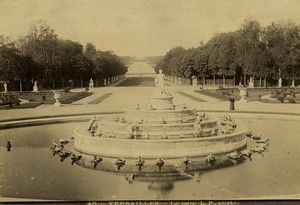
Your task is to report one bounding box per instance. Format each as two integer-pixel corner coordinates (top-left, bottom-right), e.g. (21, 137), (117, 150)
(0, 20), (127, 91)
(155, 19), (300, 87)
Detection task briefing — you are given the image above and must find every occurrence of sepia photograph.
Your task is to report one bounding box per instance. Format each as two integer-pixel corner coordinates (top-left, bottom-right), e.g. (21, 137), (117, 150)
(0, 0), (300, 204)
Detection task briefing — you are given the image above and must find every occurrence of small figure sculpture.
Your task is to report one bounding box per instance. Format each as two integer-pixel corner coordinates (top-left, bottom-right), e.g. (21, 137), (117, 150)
(136, 156), (145, 172)
(3, 82), (8, 93)
(89, 78), (94, 88)
(71, 154), (82, 165)
(278, 77), (282, 88)
(115, 158), (126, 170)
(182, 157), (191, 170)
(90, 122), (98, 136)
(87, 116), (97, 131)
(33, 81), (38, 92)
(206, 154), (216, 166)
(155, 158), (164, 171)
(227, 150), (240, 159)
(248, 77), (254, 88)
(91, 155), (103, 168)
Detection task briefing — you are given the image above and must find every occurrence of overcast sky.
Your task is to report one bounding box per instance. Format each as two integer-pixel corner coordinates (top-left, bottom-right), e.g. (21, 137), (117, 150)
(1, 0), (300, 57)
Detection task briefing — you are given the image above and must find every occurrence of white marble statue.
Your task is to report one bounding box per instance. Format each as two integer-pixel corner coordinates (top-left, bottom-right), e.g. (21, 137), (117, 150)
(3, 82), (7, 93)
(278, 78), (282, 88)
(155, 69), (166, 94)
(89, 78), (94, 88)
(248, 76), (254, 88)
(33, 81), (38, 92)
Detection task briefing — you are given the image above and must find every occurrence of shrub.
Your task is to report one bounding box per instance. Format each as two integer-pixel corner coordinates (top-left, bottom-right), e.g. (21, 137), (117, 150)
(63, 86), (71, 92)
(277, 95), (285, 103)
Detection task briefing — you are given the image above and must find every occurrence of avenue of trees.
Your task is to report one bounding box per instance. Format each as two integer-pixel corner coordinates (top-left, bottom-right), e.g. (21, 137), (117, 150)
(0, 20), (127, 91)
(155, 19), (300, 87)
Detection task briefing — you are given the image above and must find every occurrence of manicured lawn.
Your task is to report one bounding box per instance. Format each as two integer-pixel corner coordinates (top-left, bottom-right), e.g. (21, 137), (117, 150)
(177, 91), (207, 102)
(196, 87), (300, 103)
(88, 93), (112, 104)
(0, 91), (93, 109)
(117, 77), (155, 86)
(195, 88), (241, 101)
(19, 91), (93, 104)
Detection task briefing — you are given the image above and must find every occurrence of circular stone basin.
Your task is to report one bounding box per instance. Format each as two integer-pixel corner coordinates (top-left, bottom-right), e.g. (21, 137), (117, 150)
(0, 116), (299, 200)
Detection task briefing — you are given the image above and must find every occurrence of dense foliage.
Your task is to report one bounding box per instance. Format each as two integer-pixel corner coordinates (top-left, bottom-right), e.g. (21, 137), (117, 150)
(155, 19), (300, 86)
(0, 20), (127, 90)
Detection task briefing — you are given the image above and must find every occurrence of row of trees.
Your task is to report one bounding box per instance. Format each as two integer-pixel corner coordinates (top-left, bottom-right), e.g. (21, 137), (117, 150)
(155, 19), (300, 87)
(0, 20), (127, 91)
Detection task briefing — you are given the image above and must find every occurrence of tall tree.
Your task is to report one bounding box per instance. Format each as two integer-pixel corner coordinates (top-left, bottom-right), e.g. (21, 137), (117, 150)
(19, 20), (58, 88)
(235, 19), (262, 85)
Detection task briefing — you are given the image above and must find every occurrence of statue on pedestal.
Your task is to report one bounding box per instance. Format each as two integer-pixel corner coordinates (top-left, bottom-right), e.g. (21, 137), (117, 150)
(89, 78), (94, 88)
(3, 82), (8, 93)
(33, 81), (38, 92)
(248, 77), (254, 88)
(278, 78), (282, 88)
(155, 69), (166, 94)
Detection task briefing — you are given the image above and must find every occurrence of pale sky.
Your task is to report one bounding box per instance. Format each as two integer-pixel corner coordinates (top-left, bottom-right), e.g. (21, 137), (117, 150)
(1, 0), (300, 57)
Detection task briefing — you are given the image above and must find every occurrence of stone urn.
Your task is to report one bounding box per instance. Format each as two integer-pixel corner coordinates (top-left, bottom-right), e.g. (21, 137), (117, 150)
(53, 91), (61, 107)
(239, 89), (247, 103)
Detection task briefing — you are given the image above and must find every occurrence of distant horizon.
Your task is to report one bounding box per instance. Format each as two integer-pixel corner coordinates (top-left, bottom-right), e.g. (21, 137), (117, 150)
(1, 0), (300, 58)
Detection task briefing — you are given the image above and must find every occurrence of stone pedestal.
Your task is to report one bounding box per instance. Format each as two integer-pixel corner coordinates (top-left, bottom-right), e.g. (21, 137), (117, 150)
(54, 93), (61, 107)
(104, 79), (107, 85)
(33, 84), (38, 92)
(192, 77), (198, 86)
(149, 93), (174, 110)
(33, 86), (38, 92)
(239, 89), (247, 103)
(291, 79), (295, 88)
(248, 81), (254, 88)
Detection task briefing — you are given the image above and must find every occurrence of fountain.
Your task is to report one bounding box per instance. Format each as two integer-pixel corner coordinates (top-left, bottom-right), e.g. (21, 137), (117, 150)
(72, 69), (249, 175)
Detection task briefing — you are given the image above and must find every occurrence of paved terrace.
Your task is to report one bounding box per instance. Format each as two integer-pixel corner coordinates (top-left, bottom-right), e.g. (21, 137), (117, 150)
(0, 77), (300, 122)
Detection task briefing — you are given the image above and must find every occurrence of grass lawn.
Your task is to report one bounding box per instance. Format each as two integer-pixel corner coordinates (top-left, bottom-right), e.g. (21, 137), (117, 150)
(195, 88), (241, 101)
(88, 93), (113, 104)
(0, 91), (93, 110)
(177, 91), (207, 102)
(19, 91), (93, 104)
(117, 77), (155, 86)
(196, 87), (300, 103)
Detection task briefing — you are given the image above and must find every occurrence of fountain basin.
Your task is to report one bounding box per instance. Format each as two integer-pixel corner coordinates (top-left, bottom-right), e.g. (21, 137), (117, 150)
(73, 124), (247, 159)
